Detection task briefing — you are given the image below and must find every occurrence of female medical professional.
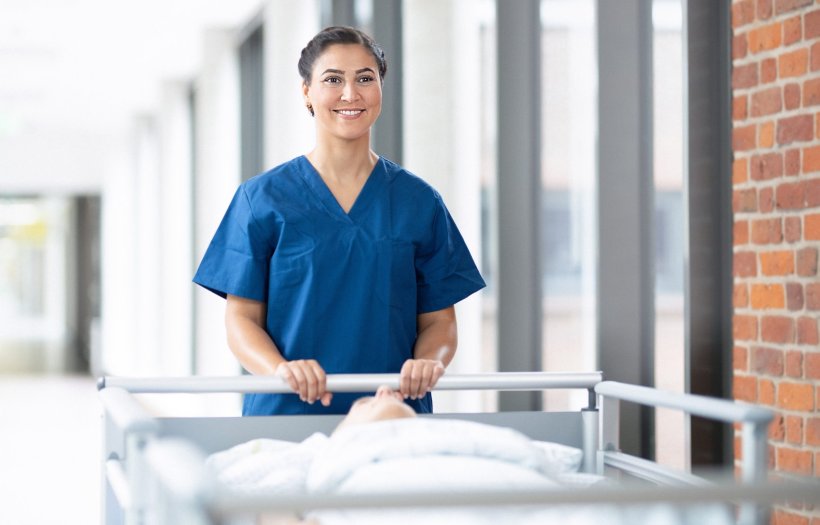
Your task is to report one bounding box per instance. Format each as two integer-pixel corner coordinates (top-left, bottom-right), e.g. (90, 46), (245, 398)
(193, 26), (485, 416)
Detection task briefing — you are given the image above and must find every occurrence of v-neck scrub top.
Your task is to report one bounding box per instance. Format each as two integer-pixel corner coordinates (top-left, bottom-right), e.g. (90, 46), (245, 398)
(194, 156), (486, 416)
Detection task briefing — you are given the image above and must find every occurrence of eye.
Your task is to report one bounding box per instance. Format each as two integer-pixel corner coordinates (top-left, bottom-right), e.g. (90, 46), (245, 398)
(358, 75), (375, 84)
(323, 76), (343, 85)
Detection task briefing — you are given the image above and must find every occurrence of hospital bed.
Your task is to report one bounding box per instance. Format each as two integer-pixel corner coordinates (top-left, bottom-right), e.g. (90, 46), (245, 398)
(97, 372), (816, 525)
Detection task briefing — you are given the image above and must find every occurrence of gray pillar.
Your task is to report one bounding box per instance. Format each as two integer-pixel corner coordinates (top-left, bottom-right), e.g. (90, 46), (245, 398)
(371, 0), (403, 164)
(684, 0), (732, 466)
(497, 0), (542, 411)
(597, 0), (654, 457)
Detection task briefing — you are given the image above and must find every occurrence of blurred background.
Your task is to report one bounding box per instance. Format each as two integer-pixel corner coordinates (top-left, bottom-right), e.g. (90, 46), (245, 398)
(0, 0), (689, 522)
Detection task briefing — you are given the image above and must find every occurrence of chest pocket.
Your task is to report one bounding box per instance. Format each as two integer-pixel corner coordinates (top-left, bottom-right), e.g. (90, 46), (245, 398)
(375, 240), (417, 310)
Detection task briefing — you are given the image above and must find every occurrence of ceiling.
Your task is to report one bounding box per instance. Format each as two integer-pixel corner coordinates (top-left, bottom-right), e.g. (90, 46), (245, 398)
(0, 0), (263, 192)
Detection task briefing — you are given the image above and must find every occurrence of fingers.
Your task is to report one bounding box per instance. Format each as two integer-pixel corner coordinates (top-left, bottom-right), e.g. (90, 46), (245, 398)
(400, 359), (445, 400)
(275, 360), (328, 405)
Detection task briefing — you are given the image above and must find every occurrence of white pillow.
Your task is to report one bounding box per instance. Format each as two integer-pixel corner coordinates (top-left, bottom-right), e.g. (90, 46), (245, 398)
(530, 440), (584, 474)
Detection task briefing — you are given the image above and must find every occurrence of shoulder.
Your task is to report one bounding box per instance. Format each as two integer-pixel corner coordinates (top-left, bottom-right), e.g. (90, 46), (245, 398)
(241, 156), (306, 200)
(380, 157), (442, 203)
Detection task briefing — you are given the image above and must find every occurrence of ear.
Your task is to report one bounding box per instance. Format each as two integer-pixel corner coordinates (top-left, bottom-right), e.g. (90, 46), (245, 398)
(301, 81), (310, 100)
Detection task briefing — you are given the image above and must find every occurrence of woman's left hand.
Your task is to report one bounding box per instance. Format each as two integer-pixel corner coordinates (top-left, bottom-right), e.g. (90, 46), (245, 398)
(399, 358), (445, 400)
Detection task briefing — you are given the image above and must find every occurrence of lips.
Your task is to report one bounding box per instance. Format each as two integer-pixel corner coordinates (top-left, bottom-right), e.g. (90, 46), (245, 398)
(334, 109), (364, 116)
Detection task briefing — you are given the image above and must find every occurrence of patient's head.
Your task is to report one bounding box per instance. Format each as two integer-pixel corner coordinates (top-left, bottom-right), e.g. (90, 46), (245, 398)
(335, 385), (417, 432)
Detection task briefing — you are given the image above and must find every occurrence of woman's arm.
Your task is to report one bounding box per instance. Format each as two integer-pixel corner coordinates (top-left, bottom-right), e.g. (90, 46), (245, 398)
(226, 294), (331, 405)
(400, 305), (457, 399)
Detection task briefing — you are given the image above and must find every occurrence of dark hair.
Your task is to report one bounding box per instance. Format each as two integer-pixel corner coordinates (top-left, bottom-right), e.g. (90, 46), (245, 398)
(298, 26), (387, 85)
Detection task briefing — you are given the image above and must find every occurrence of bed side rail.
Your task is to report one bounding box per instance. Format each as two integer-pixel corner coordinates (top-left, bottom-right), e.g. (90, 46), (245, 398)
(99, 371), (604, 394)
(595, 381), (773, 483)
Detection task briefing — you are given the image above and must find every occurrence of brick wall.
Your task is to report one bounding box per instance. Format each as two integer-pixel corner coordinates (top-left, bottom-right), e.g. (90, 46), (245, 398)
(731, 0), (820, 522)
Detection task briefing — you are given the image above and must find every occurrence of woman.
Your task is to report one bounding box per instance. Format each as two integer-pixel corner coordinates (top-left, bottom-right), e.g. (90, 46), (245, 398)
(194, 26), (485, 415)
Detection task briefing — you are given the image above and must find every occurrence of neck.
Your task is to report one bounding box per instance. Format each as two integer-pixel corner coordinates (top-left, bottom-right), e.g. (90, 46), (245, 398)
(307, 141), (378, 182)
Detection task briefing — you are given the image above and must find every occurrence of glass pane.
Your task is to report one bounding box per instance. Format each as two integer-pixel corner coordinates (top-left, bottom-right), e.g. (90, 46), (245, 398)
(653, 0), (686, 469)
(540, 0), (598, 410)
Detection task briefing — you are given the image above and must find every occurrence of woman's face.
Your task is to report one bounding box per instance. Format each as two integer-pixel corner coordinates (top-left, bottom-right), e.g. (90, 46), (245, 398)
(303, 43), (382, 143)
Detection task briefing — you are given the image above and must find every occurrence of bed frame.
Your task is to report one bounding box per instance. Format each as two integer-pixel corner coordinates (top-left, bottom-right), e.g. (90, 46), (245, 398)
(98, 372), (811, 525)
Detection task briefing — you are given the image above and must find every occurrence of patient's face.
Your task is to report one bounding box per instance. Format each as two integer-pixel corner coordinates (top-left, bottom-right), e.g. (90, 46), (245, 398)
(336, 385), (417, 430)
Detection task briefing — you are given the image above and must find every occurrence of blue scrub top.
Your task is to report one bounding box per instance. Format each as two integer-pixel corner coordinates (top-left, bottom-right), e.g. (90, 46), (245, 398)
(193, 156), (485, 415)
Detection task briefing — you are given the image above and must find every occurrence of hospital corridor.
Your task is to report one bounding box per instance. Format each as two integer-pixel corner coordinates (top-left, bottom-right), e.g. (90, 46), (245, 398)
(1, 0), (819, 523)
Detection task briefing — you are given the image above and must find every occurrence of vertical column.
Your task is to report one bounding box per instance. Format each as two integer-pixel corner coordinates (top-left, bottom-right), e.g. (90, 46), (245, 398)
(372, 0), (403, 164)
(497, 0), (542, 411)
(684, 0), (732, 465)
(597, 0), (654, 456)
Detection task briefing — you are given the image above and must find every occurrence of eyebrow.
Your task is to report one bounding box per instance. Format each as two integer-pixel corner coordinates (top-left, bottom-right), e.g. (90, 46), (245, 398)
(320, 67), (376, 76)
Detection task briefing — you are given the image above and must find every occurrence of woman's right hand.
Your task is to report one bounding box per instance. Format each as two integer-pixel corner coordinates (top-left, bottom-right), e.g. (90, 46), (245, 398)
(275, 359), (332, 406)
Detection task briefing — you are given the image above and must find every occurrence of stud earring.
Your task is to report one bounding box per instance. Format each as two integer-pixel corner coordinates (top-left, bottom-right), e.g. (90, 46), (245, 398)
(306, 103), (314, 117)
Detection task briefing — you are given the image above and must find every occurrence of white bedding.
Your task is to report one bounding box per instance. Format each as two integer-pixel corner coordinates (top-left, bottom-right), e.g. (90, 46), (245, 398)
(207, 418), (733, 525)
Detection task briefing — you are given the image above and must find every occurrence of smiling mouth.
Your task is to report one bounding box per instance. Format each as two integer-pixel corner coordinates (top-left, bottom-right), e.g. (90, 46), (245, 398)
(334, 109), (364, 116)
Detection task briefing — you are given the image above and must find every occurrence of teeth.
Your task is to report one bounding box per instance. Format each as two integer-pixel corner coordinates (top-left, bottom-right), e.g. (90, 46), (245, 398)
(337, 110), (362, 116)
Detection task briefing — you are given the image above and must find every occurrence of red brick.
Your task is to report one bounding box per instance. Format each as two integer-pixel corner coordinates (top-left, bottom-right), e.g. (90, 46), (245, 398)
(760, 378), (776, 405)
(784, 82), (801, 110)
(784, 15), (803, 45)
(785, 216), (801, 243)
(733, 63), (759, 89)
(751, 284), (786, 309)
(807, 283), (820, 310)
(778, 382), (815, 411)
(760, 121), (776, 148)
(762, 187), (775, 212)
(806, 214), (820, 240)
(733, 374), (758, 402)
(803, 145), (820, 172)
(786, 415), (803, 444)
(733, 94), (748, 120)
(734, 220), (749, 245)
(734, 314), (759, 341)
(733, 33), (748, 60)
(807, 417), (820, 446)
(750, 152), (783, 180)
(777, 181), (807, 209)
(733, 188), (758, 212)
(733, 157), (749, 184)
(786, 350), (803, 378)
(763, 57), (779, 84)
(807, 178), (820, 206)
(735, 251), (758, 277)
(734, 124), (757, 150)
(813, 41), (820, 71)
(751, 218), (783, 244)
(753, 346), (785, 375)
(787, 282), (804, 310)
(807, 8), (820, 39)
(780, 48), (809, 78)
(804, 78), (820, 107)
(750, 22), (783, 54)
(732, 0), (755, 28)
(776, 446), (813, 475)
(808, 353), (820, 379)
(759, 0), (774, 19)
(777, 0), (813, 16)
(785, 148), (801, 175)
(760, 250), (795, 275)
(777, 115), (814, 145)
(771, 412), (786, 441)
(734, 345), (749, 371)
(774, 509), (811, 525)
(797, 316), (819, 344)
(762, 315), (795, 343)
(797, 248), (818, 276)
(751, 86), (782, 116)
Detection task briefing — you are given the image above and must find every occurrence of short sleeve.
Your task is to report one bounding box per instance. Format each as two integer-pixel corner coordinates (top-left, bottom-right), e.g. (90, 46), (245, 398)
(193, 185), (274, 302)
(415, 194), (486, 313)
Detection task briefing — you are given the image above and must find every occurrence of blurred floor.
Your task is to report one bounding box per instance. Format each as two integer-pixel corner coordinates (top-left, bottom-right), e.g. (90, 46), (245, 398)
(0, 375), (100, 524)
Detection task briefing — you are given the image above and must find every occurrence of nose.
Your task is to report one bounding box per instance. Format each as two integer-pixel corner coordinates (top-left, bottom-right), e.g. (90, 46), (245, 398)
(375, 385), (392, 398)
(341, 82), (359, 102)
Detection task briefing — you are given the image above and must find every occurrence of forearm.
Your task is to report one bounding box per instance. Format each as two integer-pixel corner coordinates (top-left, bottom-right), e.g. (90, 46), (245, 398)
(413, 307), (457, 366)
(225, 294), (285, 375)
